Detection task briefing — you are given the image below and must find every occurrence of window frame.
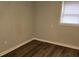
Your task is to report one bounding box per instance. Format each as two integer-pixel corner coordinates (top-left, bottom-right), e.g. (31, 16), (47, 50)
(60, 1), (79, 26)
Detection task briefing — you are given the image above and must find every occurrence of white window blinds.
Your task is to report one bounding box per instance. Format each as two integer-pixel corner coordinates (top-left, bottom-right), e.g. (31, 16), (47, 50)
(60, 2), (79, 25)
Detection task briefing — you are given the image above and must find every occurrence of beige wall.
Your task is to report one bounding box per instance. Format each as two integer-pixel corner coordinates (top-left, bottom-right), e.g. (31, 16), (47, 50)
(0, 2), (34, 53)
(1, 1), (79, 53)
(35, 2), (79, 47)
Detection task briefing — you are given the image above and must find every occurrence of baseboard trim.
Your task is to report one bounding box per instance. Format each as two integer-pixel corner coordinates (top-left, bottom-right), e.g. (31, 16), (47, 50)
(0, 38), (34, 56)
(1, 37), (79, 56)
(33, 37), (79, 50)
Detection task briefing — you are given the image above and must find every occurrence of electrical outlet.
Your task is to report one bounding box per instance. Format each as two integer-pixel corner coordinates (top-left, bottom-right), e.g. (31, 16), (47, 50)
(4, 41), (8, 45)
(51, 24), (54, 28)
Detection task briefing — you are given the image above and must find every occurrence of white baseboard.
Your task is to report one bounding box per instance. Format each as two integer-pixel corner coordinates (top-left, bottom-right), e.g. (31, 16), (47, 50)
(0, 38), (34, 56)
(1, 37), (79, 56)
(33, 37), (79, 50)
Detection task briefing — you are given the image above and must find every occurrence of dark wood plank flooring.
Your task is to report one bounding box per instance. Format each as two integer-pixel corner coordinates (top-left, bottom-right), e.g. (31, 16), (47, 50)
(2, 40), (79, 57)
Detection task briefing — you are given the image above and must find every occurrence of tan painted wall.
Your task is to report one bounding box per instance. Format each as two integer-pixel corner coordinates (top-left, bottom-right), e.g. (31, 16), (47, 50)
(0, 2), (34, 53)
(1, 1), (79, 53)
(35, 2), (79, 47)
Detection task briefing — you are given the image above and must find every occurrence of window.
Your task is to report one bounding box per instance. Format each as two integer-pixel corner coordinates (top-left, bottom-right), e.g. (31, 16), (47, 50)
(60, 1), (79, 25)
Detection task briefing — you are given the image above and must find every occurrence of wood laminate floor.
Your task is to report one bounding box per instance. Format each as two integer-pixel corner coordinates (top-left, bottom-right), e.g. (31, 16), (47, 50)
(2, 40), (79, 57)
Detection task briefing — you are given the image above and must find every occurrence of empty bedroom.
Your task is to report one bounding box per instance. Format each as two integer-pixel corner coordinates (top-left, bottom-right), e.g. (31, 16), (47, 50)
(0, 1), (79, 57)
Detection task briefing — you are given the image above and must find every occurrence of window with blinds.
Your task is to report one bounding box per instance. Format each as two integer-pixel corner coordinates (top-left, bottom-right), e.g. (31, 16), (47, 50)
(60, 1), (79, 25)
